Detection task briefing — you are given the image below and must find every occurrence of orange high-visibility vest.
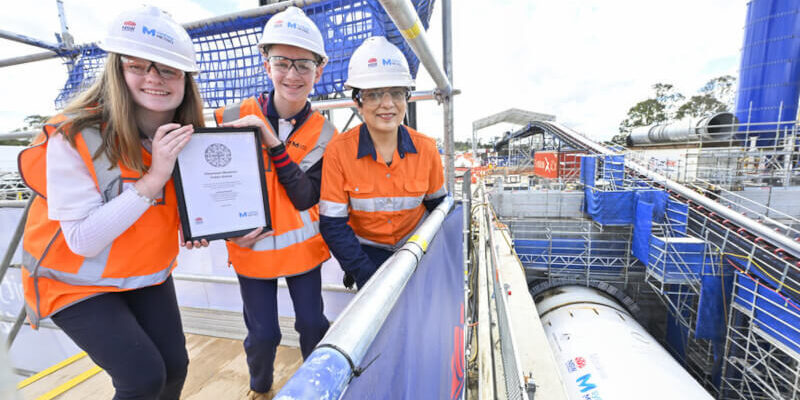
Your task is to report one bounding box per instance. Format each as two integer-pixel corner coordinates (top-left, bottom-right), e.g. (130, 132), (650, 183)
(18, 115), (180, 328)
(214, 97), (335, 278)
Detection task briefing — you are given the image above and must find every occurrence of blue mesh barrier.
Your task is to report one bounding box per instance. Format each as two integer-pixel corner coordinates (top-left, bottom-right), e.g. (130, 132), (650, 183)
(53, 0), (436, 109)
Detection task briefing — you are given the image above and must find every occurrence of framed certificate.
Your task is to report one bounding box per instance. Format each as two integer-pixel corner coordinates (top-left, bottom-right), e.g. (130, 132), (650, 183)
(172, 127), (271, 242)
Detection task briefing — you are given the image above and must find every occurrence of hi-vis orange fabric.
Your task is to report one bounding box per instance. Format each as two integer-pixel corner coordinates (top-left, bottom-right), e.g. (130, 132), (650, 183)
(319, 124), (446, 250)
(18, 115), (179, 328)
(214, 97), (335, 278)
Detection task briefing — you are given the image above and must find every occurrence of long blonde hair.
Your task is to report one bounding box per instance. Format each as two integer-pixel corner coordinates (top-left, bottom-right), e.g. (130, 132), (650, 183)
(59, 53), (204, 174)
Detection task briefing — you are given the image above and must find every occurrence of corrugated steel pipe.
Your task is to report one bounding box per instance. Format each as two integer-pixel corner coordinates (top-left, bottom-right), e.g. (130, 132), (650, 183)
(628, 112), (737, 146)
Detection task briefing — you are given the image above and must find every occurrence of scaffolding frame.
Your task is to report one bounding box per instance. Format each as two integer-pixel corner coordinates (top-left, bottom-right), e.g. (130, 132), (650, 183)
(722, 272), (800, 400)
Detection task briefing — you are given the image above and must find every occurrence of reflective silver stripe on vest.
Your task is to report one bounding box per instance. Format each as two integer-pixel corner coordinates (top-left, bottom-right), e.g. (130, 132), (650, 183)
(35, 260), (173, 288)
(24, 247), (175, 288)
(425, 185), (447, 200)
(81, 127), (123, 202)
(25, 303), (40, 329)
(298, 118), (336, 172)
(251, 210), (320, 251)
(319, 200), (348, 218)
(349, 195), (424, 213)
(354, 210), (428, 251)
(222, 103), (242, 124)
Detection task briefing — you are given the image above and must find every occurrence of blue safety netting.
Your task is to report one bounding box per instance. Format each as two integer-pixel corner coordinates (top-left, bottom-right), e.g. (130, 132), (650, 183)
(54, 0), (436, 109)
(734, 272), (800, 355)
(341, 205), (465, 400)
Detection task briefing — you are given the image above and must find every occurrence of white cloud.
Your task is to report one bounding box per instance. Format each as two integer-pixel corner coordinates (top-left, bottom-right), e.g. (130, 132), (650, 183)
(1, 0), (749, 144)
(415, 0), (746, 142)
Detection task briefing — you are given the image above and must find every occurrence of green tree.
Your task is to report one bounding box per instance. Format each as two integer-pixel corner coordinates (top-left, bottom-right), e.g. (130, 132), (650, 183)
(619, 83), (685, 134)
(1, 114), (50, 146)
(675, 75), (736, 119)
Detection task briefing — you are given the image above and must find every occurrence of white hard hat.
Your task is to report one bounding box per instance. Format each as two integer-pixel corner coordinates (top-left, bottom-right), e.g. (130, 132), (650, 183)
(258, 7), (328, 65)
(99, 5), (198, 73)
(345, 36), (414, 90)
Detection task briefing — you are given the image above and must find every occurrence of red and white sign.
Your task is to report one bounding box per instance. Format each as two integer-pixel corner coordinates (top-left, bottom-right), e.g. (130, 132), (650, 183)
(534, 151), (559, 178)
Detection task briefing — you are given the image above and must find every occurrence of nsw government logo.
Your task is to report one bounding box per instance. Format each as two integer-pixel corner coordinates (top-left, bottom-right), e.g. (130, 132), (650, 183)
(204, 143), (232, 168)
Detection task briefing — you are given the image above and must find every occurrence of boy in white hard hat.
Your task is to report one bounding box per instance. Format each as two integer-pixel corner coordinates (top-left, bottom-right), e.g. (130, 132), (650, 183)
(213, 6), (336, 397)
(319, 36), (447, 290)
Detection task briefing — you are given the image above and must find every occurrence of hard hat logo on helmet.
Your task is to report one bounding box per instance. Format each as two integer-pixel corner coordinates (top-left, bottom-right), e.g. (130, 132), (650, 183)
(258, 7), (327, 65)
(345, 36), (414, 90)
(142, 26), (175, 45)
(99, 5), (198, 73)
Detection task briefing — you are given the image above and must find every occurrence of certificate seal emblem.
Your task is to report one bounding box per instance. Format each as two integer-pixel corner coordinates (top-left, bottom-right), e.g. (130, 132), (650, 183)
(205, 143), (232, 168)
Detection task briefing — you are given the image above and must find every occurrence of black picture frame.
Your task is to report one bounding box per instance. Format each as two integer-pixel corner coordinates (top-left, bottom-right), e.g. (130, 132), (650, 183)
(172, 127), (271, 242)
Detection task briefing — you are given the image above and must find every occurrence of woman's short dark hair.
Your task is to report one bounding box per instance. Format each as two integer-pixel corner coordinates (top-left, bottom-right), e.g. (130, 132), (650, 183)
(351, 88), (362, 107)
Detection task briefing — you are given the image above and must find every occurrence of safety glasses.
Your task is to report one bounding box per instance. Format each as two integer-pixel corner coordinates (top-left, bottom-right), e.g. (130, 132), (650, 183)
(120, 55), (185, 81)
(358, 88), (410, 106)
(266, 55), (319, 76)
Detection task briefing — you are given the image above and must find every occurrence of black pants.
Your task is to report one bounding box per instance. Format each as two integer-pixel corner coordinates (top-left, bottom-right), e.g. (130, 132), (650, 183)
(51, 276), (188, 400)
(237, 267), (329, 392)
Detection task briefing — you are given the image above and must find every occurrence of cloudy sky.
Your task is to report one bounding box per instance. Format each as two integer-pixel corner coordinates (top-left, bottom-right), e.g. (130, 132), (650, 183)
(0, 0), (746, 143)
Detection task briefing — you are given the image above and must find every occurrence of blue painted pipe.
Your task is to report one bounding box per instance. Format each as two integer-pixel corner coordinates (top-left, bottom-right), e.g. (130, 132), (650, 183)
(273, 347), (352, 400)
(735, 0), (800, 145)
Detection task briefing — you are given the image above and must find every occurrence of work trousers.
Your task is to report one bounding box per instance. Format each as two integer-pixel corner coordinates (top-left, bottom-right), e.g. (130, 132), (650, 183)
(237, 266), (330, 392)
(51, 276), (188, 400)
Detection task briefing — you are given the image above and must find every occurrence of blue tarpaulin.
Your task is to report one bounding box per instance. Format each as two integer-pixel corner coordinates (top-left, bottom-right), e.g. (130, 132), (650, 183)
(514, 238), (629, 272)
(584, 188), (635, 225)
(733, 272), (800, 355)
(631, 190), (668, 265)
(580, 156), (596, 187)
(603, 155), (625, 188)
(666, 200), (689, 235)
(647, 236), (708, 283)
(632, 201), (654, 265)
(696, 273), (733, 341)
(635, 190), (668, 223)
(341, 206), (465, 400)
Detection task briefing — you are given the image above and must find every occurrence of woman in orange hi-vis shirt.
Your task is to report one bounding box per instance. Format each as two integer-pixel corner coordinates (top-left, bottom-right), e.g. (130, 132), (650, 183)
(17, 6), (206, 399)
(319, 36), (447, 290)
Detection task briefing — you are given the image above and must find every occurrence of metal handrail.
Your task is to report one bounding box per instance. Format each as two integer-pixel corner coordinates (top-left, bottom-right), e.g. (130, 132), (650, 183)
(276, 196), (455, 398)
(548, 121), (800, 259)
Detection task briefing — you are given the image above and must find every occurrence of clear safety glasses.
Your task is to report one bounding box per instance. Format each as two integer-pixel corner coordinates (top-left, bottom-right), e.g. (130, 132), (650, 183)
(266, 56), (319, 76)
(120, 56), (185, 81)
(358, 88), (410, 106)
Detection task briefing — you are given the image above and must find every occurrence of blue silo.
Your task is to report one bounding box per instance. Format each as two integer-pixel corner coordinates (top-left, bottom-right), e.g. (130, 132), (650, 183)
(735, 0), (800, 145)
